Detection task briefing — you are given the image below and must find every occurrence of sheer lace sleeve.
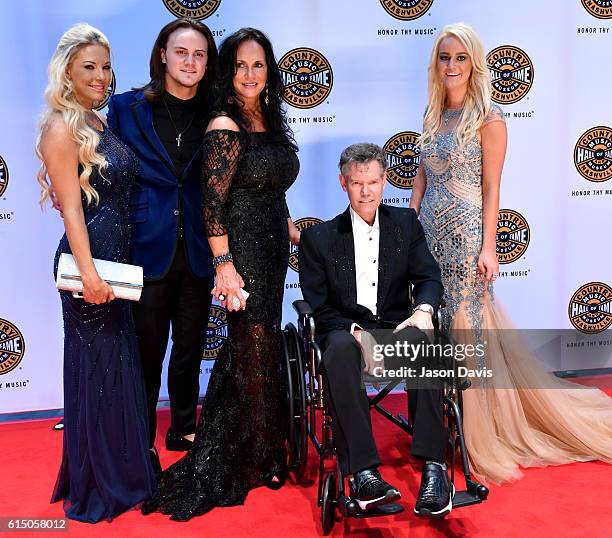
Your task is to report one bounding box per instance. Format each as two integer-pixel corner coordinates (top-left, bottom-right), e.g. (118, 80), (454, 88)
(484, 103), (506, 125)
(202, 129), (243, 237)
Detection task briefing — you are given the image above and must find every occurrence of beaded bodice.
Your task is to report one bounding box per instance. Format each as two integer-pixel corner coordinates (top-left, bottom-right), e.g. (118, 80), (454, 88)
(420, 104), (504, 330)
(54, 126), (139, 273)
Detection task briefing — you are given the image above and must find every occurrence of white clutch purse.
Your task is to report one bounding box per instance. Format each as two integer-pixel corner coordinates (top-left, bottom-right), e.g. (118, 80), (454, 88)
(56, 253), (144, 301)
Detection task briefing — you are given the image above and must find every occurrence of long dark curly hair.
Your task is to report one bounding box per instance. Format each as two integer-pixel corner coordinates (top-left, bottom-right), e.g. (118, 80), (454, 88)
(213, 27), (297, 150)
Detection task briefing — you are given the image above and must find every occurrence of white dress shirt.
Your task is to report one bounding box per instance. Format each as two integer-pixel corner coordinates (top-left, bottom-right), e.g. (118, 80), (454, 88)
(350, 207), (380, 317)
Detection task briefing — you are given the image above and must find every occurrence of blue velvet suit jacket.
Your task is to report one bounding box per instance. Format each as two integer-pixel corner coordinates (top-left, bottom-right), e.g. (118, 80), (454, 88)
(107, 90), (213, 280)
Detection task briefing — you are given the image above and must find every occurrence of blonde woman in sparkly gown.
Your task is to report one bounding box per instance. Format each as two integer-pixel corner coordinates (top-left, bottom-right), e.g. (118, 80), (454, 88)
(409, 23), (612, 484)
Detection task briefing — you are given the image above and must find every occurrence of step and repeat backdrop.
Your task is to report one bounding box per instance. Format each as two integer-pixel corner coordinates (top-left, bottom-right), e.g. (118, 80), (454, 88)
(1, 0), (611, 413)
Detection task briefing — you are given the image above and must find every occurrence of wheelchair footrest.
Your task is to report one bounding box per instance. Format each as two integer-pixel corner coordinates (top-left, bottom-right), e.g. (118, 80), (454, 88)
(452, 489), (485, 508)
(338, 495), (404, 518)
(397, 413), (412, 429)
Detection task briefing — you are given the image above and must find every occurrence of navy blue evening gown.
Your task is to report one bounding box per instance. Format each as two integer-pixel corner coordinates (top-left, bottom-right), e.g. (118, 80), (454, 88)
(51, 126), (155, 523)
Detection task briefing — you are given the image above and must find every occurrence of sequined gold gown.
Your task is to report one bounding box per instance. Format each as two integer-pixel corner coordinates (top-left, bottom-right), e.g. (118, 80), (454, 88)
(419, 104), (612, 483)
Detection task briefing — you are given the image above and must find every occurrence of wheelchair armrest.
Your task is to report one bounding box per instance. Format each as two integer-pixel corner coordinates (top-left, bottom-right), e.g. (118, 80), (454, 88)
(431, 299), (447, 332)
(312, 341), (324, 375)
(293, 300), (316, 341)
(292, 300), (313, 316)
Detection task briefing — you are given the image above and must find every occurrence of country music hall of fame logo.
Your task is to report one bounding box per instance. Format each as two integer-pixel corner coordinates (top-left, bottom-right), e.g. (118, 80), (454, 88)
(581, 0), (612, 19)
(202, 305), (228, 360)
(383, 131), (420, 189)
(379, 0), (434, 20)
(574, 126), (612, 182)
(94, 70), (116, 112)
(487, 46), (534, 104)
(0, 318), (25, 375)
(162, 0), (222, 19)
(288, 217), (324, 272)
(568, 282), (612, 334)
(496, 209), (530, 264)
(0, 154), (9, 197)
(278, 48), (333, 109)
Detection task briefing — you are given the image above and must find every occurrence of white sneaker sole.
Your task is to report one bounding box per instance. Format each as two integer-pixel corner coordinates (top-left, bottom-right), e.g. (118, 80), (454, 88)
(355, 488), (401, 511)
(414, 483), (455, 518)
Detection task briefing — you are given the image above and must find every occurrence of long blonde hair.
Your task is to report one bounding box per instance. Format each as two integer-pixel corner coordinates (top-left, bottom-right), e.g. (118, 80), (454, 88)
(419, 23), (492, 151)
(36, 23), (110, 207)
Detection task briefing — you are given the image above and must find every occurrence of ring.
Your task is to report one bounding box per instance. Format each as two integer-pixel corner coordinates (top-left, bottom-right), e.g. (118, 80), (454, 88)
(218, 293), (226, 301)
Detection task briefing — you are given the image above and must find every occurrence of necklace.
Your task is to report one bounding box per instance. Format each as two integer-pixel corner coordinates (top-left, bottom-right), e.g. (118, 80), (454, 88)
(163, 98), (197, 147)
(442, 107), (463, 127)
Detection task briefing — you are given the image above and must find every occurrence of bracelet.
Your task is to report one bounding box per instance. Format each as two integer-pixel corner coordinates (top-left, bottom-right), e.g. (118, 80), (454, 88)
(414, 303), (434, 315)
(212, 252), (233, 268)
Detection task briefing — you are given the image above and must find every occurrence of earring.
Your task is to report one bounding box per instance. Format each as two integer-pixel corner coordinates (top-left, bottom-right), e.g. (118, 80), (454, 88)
(264, 84), (269, 106)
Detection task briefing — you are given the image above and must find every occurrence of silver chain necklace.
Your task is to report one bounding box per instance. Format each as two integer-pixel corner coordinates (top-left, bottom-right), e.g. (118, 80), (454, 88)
(163, 97), (197, 147)
(442, 107), (463, 127)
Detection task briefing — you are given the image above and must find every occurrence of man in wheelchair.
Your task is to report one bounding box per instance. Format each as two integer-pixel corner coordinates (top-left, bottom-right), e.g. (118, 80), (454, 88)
(299, 143), (452, 518)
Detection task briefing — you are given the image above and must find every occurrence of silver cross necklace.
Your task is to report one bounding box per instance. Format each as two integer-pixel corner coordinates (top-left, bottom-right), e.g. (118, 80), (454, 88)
(163, 97), (197, 147)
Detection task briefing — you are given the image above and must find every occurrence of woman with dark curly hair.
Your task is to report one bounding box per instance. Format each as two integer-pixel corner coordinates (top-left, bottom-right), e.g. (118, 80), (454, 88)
(142, 27), (300, 521)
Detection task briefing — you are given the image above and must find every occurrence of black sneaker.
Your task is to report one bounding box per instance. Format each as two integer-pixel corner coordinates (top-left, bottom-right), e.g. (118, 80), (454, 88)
(349, 468), (401, 511)
(414, 462), (454, 518)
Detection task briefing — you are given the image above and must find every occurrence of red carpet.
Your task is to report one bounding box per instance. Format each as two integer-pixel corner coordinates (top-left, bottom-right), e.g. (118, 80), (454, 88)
(1, 387), (611, 537)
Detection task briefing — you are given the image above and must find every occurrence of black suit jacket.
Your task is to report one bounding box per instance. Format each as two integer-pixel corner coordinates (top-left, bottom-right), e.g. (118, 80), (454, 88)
(299, 205), (443, 337)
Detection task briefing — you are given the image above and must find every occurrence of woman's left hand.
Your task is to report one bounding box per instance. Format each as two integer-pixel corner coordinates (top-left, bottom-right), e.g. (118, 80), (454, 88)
(288, 219), (300, 246)
(213, 262), (246, 311)
(289, 227), (301, 246)
(476, 248), (499, 282)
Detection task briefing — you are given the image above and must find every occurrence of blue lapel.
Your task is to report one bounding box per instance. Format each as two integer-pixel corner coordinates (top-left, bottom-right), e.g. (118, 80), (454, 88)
(130, 94), (175, 175)
(130, 93), (205, 183)
(180, 144), (203, 184)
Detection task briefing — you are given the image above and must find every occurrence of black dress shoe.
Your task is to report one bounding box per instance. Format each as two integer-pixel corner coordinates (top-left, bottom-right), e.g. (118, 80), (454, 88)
(349, 468), (401, 511)
(149, 447), (162, 481)
(165, 428), (194, 451)
(263, 464), (288, 490)
(414, 462), (454, 518)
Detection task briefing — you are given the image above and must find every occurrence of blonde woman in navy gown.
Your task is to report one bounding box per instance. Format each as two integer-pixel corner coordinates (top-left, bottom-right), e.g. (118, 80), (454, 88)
(37, 24), (155, 522)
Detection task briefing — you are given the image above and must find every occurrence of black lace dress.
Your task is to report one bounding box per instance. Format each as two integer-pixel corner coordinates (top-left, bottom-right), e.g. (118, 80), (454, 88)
(142, 127), (299, 520)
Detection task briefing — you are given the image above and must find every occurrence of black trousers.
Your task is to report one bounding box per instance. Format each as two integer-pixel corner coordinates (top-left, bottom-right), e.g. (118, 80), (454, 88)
(133, 243), (213, 448)
(321, 327), (447, 477)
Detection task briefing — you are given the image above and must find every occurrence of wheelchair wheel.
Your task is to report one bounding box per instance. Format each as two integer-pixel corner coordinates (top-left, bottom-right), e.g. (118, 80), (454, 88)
(321, 471), (337, 535)
(282, 323), (308, 481)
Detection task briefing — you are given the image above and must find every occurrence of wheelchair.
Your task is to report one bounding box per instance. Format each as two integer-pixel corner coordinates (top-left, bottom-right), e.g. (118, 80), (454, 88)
(281, 300), (489, 535)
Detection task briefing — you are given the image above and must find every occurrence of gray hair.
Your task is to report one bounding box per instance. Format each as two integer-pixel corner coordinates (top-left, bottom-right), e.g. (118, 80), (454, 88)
(338, 142), (388, 177)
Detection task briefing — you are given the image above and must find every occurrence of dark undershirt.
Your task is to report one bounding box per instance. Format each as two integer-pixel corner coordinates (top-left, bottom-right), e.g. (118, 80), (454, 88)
(152, 92), (206, 243)
(152, 91), (204, 178)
